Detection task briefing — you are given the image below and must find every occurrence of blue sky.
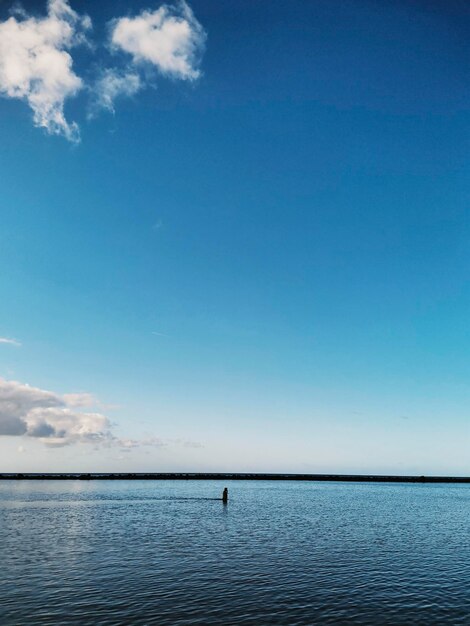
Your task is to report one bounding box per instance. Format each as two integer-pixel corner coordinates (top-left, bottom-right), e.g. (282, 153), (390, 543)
(0, 0), (469, 474)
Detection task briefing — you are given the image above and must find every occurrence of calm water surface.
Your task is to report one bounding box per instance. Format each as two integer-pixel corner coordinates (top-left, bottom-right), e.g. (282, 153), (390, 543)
(1, 480), (469, 625)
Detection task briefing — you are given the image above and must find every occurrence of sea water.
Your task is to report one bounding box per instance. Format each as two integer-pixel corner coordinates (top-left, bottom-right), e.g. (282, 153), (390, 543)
(1, 479), (469, 625)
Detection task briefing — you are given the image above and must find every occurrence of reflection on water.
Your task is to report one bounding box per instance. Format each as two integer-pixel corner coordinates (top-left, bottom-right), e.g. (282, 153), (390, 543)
(1, 480), (470, 625)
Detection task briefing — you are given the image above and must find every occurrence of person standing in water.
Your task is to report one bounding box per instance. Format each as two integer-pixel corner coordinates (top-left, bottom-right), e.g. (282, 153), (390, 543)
(222, 487), (228, 503)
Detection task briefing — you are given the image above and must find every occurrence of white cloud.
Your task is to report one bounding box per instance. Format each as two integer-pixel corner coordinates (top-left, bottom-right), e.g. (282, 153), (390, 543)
(26, 406), (111, 447)
(0, 378), (64, 436)
(110, 1), (205, 81)
(93, 68), (141, 113)
(0, 378), (112, 445)
(0, 377), (177, 452)
(0, 337), (21, 346)
(0, 0), (91, 141)
(0, 1), (207, 134)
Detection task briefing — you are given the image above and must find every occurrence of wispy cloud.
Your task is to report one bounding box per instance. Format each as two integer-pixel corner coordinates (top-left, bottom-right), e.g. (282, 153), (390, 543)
(118, 436), (165, 452)
(62, 392), (98, 407)
(0, 337), (21, 347)
(91, 68), (141, 114)
(0, 0), (91, 141)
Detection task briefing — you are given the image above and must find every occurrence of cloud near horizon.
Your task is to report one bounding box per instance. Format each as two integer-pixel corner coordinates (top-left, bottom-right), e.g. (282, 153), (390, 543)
(0, 378), (160, 449)
(0, 378), (203, 452)
(0, 0), (206, 140)
(0, 378), (113, 445)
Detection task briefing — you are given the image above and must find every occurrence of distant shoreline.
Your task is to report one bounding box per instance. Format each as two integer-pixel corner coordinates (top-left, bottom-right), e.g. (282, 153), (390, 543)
(1, 473), (470, 483)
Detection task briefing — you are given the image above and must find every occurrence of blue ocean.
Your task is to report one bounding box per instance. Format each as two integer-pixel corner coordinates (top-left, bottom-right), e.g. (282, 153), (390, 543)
(1, 480), (469, 625)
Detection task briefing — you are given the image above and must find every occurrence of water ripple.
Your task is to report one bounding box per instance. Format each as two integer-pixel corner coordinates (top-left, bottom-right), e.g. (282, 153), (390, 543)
(1, 480), (470, 624)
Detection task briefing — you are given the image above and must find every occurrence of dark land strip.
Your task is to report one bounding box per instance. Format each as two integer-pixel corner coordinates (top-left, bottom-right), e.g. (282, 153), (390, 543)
(1, 473), (470, 483)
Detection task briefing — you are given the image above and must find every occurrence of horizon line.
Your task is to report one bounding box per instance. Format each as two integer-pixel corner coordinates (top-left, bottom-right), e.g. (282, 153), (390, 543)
(1, 472), (470, 484)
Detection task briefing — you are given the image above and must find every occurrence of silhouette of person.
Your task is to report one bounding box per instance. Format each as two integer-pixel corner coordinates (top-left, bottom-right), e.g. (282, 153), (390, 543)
(222, 487), (228, 503)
